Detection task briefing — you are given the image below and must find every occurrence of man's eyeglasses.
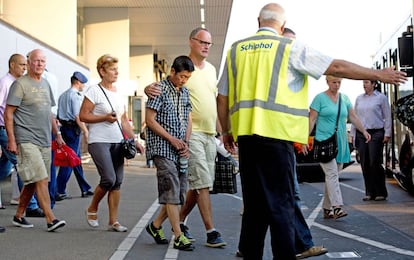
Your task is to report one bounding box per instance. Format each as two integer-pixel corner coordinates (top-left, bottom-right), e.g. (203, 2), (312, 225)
(191, 38), (213, 47)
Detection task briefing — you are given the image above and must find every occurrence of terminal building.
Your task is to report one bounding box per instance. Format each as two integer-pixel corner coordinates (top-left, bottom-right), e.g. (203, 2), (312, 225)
(0, 0), (232, 132)
(1, 1), (414, 187)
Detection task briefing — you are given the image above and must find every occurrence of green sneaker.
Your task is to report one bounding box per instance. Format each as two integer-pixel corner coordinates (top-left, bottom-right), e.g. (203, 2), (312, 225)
(174, 233), (195, 251)
(146, 222), (168, 244)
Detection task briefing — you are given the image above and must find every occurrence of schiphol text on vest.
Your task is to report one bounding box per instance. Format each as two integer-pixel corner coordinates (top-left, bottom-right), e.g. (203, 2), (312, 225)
(240, 42), (273, 51)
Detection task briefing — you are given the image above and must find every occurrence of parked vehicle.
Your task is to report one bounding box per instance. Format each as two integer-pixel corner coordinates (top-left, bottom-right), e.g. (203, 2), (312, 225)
(395, 132), (414, 195)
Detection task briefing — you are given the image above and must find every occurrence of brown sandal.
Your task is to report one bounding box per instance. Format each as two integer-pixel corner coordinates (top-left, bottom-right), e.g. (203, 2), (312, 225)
(323, 209), (333, 219)
(333, 207), (348, 219)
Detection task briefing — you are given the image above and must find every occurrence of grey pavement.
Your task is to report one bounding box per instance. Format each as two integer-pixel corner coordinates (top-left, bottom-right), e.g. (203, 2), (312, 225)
(0, 154), (414, 260)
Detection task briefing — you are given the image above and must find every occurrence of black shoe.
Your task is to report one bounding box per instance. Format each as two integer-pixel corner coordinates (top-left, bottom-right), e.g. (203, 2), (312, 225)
(47, 219), (66, 232)
(55, 194), (71, 201)
(236, 250), (243, 257)
(12, 216), (34, 228)
(180, 224), (196, 242)
(25, 208), (45, 218)
(146, 222), (169, 244)
(171, 224), (196, 242)
(81, 190), (94, 197)
(0, 226), (5, 233)
(206, 230), (227, 247)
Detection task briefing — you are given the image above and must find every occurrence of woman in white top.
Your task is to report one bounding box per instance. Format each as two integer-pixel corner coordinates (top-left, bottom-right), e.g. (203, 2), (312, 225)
(80, 54), (144, 232)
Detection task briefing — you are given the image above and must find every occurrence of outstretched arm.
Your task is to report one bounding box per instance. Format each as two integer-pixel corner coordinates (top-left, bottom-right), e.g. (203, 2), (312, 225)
(325, 60), (407, 85)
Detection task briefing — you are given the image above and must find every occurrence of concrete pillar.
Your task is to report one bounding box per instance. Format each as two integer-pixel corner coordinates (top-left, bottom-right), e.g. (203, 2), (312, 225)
(130, 46), (154, 128)
(83, 7), (130, 87)
(130, 46), (154, 93)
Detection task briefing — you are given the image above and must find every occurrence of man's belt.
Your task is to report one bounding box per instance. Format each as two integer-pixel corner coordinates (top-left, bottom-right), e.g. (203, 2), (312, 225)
(59, 120), (77, 126)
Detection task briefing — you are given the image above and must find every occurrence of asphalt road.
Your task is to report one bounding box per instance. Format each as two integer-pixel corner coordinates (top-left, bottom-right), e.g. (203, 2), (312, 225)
(0, 155), (414, 260)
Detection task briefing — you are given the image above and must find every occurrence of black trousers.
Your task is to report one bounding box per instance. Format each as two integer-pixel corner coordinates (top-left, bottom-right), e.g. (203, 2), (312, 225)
(238, 135), (296, 260)
(356, 129), (388, 198)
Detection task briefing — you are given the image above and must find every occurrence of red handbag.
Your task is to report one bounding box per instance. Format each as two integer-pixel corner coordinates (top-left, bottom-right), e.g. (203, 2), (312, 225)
(52, 141), (81, 167)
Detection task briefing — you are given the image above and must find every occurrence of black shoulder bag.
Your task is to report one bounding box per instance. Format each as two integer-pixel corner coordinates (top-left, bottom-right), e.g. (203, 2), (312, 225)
(98, 85), (136, 159)
(313, 94), (341, 163)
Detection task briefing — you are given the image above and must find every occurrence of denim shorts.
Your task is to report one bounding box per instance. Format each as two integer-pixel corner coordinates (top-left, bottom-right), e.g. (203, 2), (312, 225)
(17, 143), (50, 185)
(153, 156), (187, 205)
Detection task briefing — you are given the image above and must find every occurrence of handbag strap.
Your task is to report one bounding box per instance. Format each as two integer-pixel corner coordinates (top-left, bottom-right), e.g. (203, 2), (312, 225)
(98, 85), (124, 137)
(334, 93), (342, 133)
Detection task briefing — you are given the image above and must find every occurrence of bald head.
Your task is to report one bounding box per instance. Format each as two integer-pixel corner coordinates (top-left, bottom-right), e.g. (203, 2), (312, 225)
(27, 49), (45, 60)
(9, 54), (24, 68)
(8, 54), (26, 78)
(258, 3), (286, 34)
(27, 49), (46, 79)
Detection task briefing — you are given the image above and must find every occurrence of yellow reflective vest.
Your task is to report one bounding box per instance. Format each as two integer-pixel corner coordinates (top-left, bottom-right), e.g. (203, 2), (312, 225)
(226, 30), (309, 144)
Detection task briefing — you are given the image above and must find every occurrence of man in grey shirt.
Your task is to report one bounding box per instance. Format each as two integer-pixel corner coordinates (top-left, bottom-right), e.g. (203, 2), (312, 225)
(5, 49), (66, 232)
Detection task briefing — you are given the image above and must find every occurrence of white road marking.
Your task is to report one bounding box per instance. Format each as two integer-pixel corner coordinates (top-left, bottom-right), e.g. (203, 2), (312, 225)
(110, 182), (414, 259)
(109, 199), (160, 260)
(108, 198), (185, 260)
(306, 188), (414, 257)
